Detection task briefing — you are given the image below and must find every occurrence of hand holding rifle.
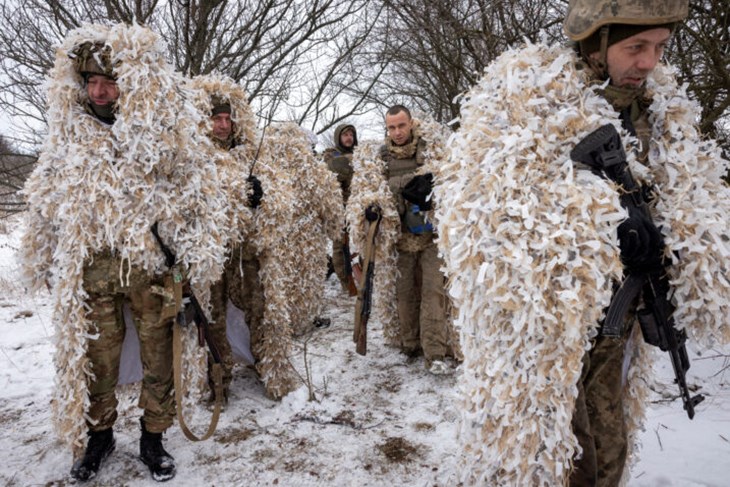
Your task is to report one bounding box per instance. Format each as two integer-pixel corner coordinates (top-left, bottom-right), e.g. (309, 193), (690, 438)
(571, 124), (704, 419)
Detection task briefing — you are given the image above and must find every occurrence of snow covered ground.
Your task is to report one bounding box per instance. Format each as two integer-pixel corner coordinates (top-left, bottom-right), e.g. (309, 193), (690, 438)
(1, 220), (728, 486)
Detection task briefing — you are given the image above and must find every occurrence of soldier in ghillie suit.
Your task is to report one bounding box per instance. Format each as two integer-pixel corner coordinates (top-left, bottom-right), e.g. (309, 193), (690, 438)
(21, 24), (229, 482)
(188, 74), (260, 403)
(264, 123), (344, 337)
(347, 106), (453, 375)
(436, 0), (730, 485)
(323, 124), (358, 293)
(189, 76), (308, 401)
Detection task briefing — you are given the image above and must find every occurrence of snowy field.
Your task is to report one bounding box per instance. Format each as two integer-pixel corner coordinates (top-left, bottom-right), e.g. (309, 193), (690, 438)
(1, 219), (728, 486)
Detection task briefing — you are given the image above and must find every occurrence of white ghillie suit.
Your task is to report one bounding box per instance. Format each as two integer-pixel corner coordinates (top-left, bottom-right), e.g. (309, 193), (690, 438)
(436, 41), (730, 485)
(236, 147), (299, 399)
(346, 119), (451, 347)
(186, 73), (257, 391)
(188, 76), (301, 399)
(20, 23), (229, 451)
(232, 123), (305, 400)
(187, 74), (257, 247)
(264, 123), (343, 336)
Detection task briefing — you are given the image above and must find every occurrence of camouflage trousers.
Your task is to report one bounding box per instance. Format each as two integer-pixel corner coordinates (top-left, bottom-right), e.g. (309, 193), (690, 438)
(208, 271), (234, 391)
(395, 240), (448, 361)
(331, 235), (349, 292)
(83, 253), (175, 434)
(570, 326), (633, 487)
(227, 244), (265, 362)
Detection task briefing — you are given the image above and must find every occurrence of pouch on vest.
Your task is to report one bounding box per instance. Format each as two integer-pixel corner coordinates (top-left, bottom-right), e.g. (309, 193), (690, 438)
(404, 202), (433, 234)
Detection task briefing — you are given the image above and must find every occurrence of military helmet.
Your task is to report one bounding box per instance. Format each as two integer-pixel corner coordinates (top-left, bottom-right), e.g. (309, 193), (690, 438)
(69, 41), (114, 78)
(564, 0), (688, 41)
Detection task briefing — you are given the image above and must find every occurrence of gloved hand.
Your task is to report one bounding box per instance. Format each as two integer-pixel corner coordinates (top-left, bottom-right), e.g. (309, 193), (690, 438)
(402, 173), (434, 211)
(617, 215), (665, 274)
(364, 205), (381, 222)
(247, 175), (263, 208)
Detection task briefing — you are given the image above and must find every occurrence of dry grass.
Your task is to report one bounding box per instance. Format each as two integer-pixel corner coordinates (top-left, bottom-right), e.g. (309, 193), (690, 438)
(377, 436), (419, 464)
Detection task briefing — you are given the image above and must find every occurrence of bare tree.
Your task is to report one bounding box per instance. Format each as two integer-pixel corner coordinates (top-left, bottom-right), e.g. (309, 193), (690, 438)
(357, 0), (565, 124)
(0, 135), (35, 217)
(0, 0), (386, 140)
(667, 0), (730, 168)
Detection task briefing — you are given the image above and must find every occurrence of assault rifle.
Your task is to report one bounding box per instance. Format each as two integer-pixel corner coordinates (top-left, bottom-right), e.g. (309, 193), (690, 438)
(353, 207), (381, 355)
(570, 124), (704, 419)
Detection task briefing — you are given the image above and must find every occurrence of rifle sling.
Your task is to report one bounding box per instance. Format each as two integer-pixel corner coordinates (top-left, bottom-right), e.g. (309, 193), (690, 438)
(173, 319), (223, 441)
(151, 222), (223, 441)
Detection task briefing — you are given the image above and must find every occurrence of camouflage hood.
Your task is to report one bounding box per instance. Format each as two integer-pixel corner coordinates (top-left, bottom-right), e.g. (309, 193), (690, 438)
(333, 123), (358, 154)
(188, 73), (259, 159)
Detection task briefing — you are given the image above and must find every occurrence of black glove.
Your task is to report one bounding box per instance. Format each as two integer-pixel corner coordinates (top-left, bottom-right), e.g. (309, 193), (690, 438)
(364, 205), (381, 222)
(401, 173), (434, 211)
(247, 175), (263, 208)
(617, 215), (665, 274)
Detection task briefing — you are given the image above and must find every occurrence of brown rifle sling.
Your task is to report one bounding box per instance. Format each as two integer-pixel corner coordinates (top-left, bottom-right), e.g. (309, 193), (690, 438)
(168, 267), (223, 441)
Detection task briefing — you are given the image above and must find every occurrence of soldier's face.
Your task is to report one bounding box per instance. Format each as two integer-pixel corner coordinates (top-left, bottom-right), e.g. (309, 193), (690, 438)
(340, 129), (355, 148)
(603, 27), (672, 88)
(86, 75), (119, 106)
(211, 113), (232, 140)
(385, 111), (412, 146)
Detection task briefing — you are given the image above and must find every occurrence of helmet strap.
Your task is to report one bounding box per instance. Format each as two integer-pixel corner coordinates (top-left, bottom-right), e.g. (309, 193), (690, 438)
(598, 25), (609, 69)
(582, 25), (610, 81)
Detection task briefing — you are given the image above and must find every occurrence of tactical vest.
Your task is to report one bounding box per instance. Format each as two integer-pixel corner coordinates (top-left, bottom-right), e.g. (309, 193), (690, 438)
(380, 137), (433, 235)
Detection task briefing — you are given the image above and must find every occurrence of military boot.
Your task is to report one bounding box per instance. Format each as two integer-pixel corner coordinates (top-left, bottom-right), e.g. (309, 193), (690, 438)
(313, 316), (331, 328)
(70, 428), (116, 481)
(139, 419), (176, 482)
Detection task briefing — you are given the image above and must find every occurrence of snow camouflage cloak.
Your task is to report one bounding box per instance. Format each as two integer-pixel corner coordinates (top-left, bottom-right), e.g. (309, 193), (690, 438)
(188, 76), (303, 399)
(435, 41), (730, 485)
(187, 74), (256, 249)
(264, 123), (343, 335)
(20, 24), (230, 451)
(346, 118), (460, 352)
(234, 132), (299, 400)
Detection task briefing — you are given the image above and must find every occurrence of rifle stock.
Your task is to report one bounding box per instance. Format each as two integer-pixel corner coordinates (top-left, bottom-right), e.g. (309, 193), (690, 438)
(184, 290), (223, 365)
(354, 214), (381, 355)
(342, 232), (358, 297)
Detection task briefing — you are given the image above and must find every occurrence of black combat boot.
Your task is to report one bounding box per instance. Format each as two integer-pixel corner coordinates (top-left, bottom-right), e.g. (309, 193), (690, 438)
(139, 419), (176, 482)
(313, 316), (331, 328)
(70, 428), (115, 481)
